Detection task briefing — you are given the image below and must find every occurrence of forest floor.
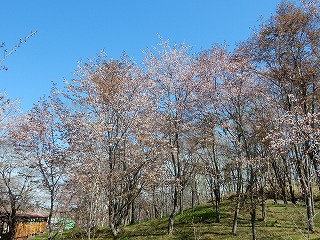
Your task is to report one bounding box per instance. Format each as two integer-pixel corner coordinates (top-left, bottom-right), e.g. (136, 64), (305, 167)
(31, 199), (320, 239)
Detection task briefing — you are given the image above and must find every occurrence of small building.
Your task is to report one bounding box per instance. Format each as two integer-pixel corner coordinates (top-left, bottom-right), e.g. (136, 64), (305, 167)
(0, 212), (47, 239)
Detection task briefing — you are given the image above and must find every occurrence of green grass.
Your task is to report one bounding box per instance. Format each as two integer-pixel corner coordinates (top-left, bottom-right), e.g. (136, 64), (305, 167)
(30, 200), (320, 239)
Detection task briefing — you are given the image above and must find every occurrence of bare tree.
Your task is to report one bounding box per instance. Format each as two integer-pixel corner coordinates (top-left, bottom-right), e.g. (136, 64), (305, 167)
(0, 30), (37, 71)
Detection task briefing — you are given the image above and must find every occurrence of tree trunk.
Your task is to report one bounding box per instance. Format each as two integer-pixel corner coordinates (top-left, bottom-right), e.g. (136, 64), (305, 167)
(280, 183), (288, 204)
(232, 200), (240, 235)
(168, 186), (178, 234)
(168, 212), (175, 235)
(191, 187), (195, 212)
(232, 166), (242, 235)
(250, 188), (257, 240)
(272, 159), (287, 204)
(110, 223), (121, 240)
(249, 166), (256, 240)
(261, 187), (266, 224)
(288, 179), (296, 204)
(273, 189), (278, 204)
(8, 212), (17, 240)
(214, 186), (221, 223)
(283, 156), (296, 204)
(310, 186), (315, 216)
(48, 190), (55, 240)
(179, 187), (184, 214)
(306, 193), (315, 233)
(212, 137), (221, 223)
(250, 205), (256, 240)
(130, 201), (135, 225)
(294, 146), (315, 233)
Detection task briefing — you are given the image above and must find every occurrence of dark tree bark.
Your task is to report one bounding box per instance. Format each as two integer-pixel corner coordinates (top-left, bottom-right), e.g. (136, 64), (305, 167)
(232, 164), (242, 235)
(168, 186), (179, 234)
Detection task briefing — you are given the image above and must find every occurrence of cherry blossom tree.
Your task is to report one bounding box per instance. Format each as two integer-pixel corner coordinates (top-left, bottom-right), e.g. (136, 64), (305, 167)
(14, 95), (66, 240)
(243, 0), (320, 232)
(144, 40), (199, 234)
(197, 44), (275, 239)
(0, 96), (35, 240)
(59, 53), (159, 239)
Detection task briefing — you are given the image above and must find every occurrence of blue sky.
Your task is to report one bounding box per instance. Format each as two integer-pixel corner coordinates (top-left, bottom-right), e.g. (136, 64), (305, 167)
(0, 0), (292, 111)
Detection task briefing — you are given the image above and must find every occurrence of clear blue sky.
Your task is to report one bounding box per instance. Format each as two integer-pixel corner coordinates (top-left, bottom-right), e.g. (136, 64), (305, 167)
(0, 0), (293, 111)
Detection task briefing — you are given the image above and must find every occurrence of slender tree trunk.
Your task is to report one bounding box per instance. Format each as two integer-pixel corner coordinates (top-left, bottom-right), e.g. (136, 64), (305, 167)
(311, 154), (320, 191)
(300, 183), (315, 233)
(310, 185), (315, 216)
(211, 137), (221, 223)
(273, 188), (278, 204)
(250, 205), (256, 240)
(283, 156), (296, 204)
(306, 193), (315, 233)
(138, 206), (142, 223)
(192, 178), (199, 211)
(232, 166), (242, 235)
(294, 146), (315, 232)
(154, 205), (159, 219)
(249, 166), (256, 240)
(232, 200), (240, 235)
(269, 177), (278, 204)
(214, 186), (221, 223)
(261, 187), (266, 224)
(250, 190), (257, 240)
(280, 184), (288, 204)
(179, 187), (184, 214)
(196, 182), (200, 205)
(168, 186), (178, 234)
(168, 129), (180, 235)
(191, 186), (195, 212)
(130, 201), (135, 225)
(288, 179), (296, 204)
(48, 190), (55, 240)
(272, 160), (287, 204)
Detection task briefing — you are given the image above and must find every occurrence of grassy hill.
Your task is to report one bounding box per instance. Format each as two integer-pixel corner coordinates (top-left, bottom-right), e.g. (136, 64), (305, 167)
(31, 200), (320, 239)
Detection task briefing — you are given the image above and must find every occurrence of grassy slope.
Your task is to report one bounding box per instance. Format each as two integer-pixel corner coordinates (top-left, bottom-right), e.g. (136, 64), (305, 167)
(31, 200), (320, 240)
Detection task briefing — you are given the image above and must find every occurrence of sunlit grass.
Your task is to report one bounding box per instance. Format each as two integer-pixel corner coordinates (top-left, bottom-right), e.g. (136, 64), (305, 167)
(30, 200), (320, 239)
